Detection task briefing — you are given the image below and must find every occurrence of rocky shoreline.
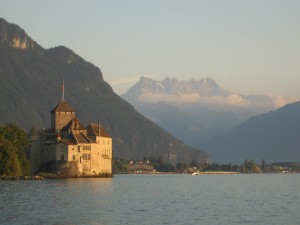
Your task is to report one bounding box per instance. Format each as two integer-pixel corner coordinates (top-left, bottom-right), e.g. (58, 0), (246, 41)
(41, 173), (113, 179)
(0, 175), (45, 180)
(0, 173), (113, 180)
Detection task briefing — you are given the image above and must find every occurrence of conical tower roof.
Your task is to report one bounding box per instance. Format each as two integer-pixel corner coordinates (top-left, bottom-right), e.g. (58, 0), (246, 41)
(28, 125), (40, 137)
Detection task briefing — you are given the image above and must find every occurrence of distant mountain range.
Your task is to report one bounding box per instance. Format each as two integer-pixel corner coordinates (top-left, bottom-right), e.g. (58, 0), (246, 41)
(198, 101), (300, 164)
(122, 76), (295, 146)
(0, 18), (208, 164)
(124, 76), (231, 98)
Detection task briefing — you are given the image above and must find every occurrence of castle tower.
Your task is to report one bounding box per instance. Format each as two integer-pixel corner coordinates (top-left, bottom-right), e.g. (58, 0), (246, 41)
(28, 126), (42, 174)
(51, 101), (76, 130)
(50, 81), (76, 130)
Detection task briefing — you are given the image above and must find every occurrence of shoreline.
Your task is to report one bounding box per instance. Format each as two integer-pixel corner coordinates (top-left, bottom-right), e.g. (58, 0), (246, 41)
(0, 175), (45, 180)
(0, 173), (113, 180)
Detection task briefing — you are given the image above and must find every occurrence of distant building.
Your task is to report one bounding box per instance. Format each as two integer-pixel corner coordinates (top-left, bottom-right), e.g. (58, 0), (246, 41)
(28, 82), (112, 176)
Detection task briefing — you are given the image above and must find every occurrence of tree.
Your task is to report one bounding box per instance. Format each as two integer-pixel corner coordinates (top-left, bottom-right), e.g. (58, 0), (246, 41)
(160, 163), (175, 172)
(0, 123), (31, 176)
(190, 160), (199, 169)
(0, 142), (22, 176)
(176, 162), (183, 171)
(242, 159), (260, 173)
(143, 156), (148, 163)
(158, 155), (164, 168)
(245, 160), (256, 171)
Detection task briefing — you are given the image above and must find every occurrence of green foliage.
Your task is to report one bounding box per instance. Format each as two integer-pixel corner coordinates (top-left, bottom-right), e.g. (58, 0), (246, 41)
(157, 155), (164, 167)
(0, 123), (30, 176)
(290, 164), (300, 172)
(113, 159), (134, 173)
(175, 162), (189, 172)
(159, 163), (175, 172)
(145, 155), (175, 172)
(240, 160), (260, 173)
(190, 160), (199, 168)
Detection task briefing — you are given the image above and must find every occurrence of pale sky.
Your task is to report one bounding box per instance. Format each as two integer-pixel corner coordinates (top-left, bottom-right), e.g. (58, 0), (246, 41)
(1, 0), (300, 98)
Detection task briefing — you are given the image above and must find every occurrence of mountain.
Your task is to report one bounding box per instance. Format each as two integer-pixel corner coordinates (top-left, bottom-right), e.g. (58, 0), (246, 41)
(124, 76), (231, 98)
(122, 76), (286, 146)
(198, 101), (300, 164)
(0, 18), (208, 164)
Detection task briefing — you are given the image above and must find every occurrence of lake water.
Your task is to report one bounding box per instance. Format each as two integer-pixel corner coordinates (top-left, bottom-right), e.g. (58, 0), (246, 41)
(0, 174), (300, 225)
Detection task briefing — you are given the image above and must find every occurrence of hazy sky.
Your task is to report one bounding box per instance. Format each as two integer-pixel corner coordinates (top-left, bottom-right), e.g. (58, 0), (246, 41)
(1, 0), (300, 98)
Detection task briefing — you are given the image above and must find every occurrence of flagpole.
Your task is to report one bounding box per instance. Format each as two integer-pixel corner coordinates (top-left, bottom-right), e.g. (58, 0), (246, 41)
(61, 80), (64, 102)
(98, 119), (101, 136)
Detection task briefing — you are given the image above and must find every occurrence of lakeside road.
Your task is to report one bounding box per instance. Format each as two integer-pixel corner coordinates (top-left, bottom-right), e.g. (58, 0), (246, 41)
(120, 171), (240, 175)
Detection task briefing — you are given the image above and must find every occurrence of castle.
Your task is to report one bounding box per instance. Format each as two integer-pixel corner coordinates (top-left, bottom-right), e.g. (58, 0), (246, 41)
(28, 82), (112, 176)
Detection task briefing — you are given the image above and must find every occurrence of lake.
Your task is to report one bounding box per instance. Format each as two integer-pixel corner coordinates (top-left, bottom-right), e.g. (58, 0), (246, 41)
(0, 174), (299, 225)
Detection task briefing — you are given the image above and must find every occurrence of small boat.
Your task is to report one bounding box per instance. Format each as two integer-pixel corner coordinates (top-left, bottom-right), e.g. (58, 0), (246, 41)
(191, 172), (199, 175)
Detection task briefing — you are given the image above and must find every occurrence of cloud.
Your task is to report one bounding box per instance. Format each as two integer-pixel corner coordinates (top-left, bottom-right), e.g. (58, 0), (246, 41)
(137, 93), (250, 107)
(137, 93), (201, 103)
(136, 92), (300, 111)
(265, 93), (299, 108)
(201, 94), (249, 107)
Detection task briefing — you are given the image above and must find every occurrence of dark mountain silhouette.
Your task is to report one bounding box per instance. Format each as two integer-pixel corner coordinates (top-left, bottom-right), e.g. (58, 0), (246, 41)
(0, 18), (207, 164)
(198, 101), (300, 164)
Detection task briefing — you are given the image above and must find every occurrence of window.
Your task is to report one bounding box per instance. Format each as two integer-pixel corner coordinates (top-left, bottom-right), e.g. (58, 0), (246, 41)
(83, 145), (91, 150)
(72, 155), (76, 161)
(83, 154), (91, 161)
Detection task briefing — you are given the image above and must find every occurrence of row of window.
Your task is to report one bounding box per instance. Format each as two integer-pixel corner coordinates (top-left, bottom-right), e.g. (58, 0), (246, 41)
(103, 149), (111, 155)
(57, 112), (73, 114)
(98, 140), (110, 145)
(71, 150), (111, 162)
(75, 142), (112, 151)
(76, 145), (91, 151)
(83, 146), (91, 150)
